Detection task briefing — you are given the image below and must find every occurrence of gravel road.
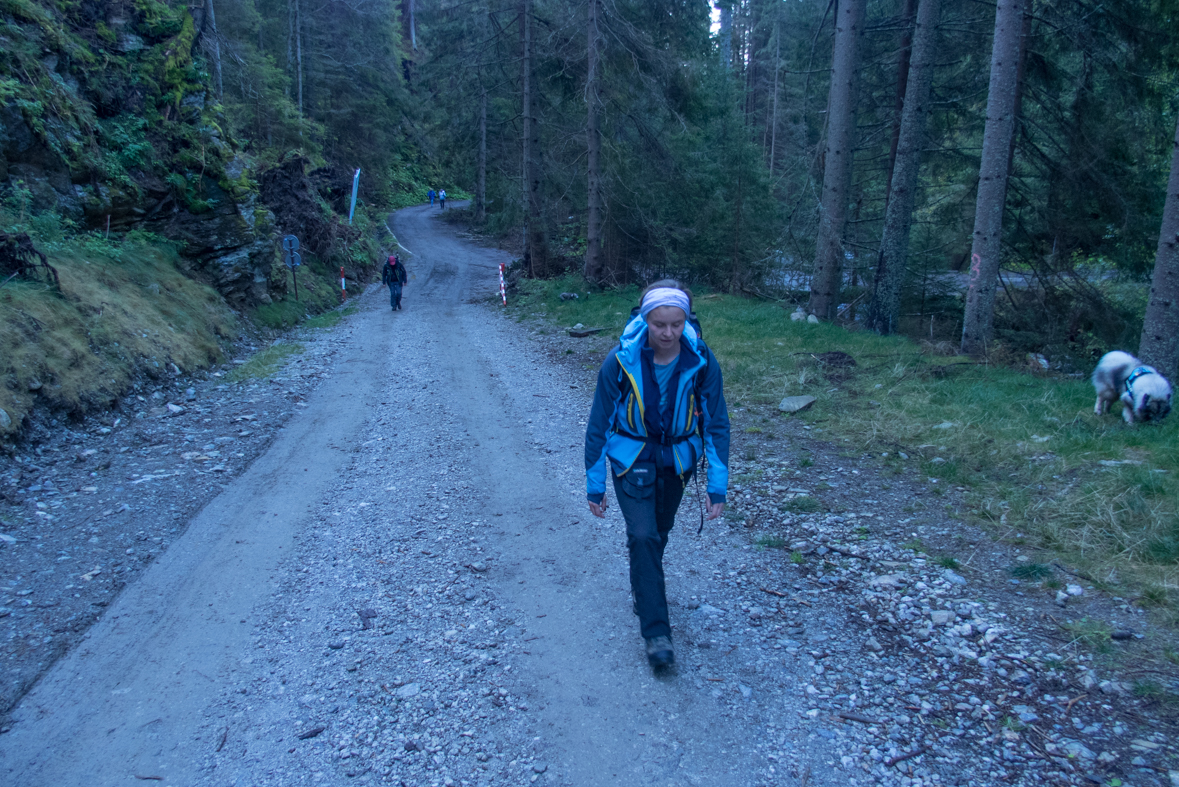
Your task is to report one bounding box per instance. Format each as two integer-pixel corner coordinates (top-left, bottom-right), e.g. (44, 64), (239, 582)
(1, 204), (1176, 787)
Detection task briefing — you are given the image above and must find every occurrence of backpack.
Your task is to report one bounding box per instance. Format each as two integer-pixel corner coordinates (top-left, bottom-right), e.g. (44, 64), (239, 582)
(620, 305), (708, 448)
(622, 302), (711, 528)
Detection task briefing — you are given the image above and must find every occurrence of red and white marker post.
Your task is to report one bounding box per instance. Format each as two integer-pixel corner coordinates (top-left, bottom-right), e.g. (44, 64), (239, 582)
(498, 263), (507, 306)
(340, 266), (347, 303)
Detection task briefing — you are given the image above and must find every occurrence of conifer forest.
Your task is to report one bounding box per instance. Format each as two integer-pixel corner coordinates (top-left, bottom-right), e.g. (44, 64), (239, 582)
(7, 5), (1179, 782)
(2, 0), (1179, 372)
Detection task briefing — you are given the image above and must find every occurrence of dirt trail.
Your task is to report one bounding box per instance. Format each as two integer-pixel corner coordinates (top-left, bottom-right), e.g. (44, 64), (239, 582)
(0, 281), (385, 782)
(6, 204), (1171, 787)
(381, 205), (841, 785)
(0, 204), (839, 786)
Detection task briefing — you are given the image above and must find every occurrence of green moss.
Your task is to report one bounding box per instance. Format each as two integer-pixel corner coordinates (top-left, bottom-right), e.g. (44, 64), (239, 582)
(218, 170), (254, 203)
(251, 254), (347, 329)
(224, 343), (303, 383)
(0, 0), (53, 27)
(0, 237), (235, 434)
(133, 0), (183, 39)
(160, 11), (196, 110)
(0, 76), (20, 102)
(94, 21), (116, 45)
(304, 305), (358, 330)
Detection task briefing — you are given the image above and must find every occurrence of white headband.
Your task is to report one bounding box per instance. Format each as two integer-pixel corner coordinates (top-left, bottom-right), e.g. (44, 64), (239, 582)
(640, 287), (690, 319)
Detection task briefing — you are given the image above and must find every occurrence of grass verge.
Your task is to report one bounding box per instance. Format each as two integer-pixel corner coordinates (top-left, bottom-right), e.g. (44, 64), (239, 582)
(0, 236), (235, 435)
(304, 305), (359, 330)
(225, 343), (305, 382)
(506, 274), (1179, 614)
(254, 257), (357, 329)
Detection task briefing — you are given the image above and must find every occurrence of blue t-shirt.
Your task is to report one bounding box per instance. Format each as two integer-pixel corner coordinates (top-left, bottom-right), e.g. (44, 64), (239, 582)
(654, 360), (676, 414)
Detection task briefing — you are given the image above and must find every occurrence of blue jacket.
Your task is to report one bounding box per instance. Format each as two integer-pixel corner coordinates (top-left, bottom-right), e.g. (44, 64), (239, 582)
(585, 315), (730, 505)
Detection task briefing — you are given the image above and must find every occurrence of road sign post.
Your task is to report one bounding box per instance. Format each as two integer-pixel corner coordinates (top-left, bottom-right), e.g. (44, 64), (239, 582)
(282, 235), (302, 301)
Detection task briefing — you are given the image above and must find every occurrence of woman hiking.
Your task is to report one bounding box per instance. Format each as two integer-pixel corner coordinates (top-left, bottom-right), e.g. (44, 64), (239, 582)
(584, 280), (730, 669)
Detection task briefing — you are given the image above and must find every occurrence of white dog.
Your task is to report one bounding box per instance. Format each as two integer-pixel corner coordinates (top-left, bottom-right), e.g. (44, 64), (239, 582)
(1092, 351), (1172, 424)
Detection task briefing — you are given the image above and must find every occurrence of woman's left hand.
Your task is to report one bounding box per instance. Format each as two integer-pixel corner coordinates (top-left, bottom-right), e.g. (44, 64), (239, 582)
(707, 502), (724, 520)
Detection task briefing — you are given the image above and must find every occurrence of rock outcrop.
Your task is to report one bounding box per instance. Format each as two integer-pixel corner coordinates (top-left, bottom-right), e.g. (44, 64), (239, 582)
(143, 176), (277, 308)
(0, 0), (279, 308)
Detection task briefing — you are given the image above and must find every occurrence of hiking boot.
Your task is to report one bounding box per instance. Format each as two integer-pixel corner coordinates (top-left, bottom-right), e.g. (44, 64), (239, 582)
(645, 635), (674, 668)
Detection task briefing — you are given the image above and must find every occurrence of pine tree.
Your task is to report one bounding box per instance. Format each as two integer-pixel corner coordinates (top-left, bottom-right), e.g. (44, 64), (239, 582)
(808, 0), (865, 321)
(584, 0), (604, 284)
(520, 0), (548, 277)
(1139, 114), (1179, 378)
(960, 0), (1026, 356)
(865, 0), (941, 335)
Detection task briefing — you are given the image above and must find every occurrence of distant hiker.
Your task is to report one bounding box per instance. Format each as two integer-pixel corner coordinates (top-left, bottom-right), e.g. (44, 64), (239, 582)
(584, 280), (730, 670)
(439, 189), (447, 210)
(428, 189), (435, 205)
(382, 254), (408, 311)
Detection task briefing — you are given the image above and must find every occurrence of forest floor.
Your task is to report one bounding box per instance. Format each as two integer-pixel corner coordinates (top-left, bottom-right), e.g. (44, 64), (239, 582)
(0, 203), (1176, 787)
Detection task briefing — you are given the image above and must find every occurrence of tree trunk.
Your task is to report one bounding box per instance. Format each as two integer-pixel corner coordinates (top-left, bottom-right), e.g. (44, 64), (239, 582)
(475, 0), (488, 223)
(294, 0), (304, 116)
(476, 87), (487, 223)
(960, 0), (1026, 356)
(768, 14), (780, 176)
(584, 0), (604, 284)
(1139, 115), (1179, 378)
(730, 168), (744, 292)
(866, 0), (940, 335)
(522, 0), (530, 274)
(521, 0), (548, 277)
(719, 2), (732, 70)
(287, 0), (294, 101)
(808, 0), (865, 321)
(884, 0), (917, 204)
(205, 0), (223, 100)
(409, 0), (417, 50)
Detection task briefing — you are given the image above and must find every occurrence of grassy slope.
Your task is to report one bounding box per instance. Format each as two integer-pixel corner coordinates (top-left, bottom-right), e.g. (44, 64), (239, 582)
(0, 189), (398, 435)
(1, 238), (237, 434)
(253, 255), (356, 329)
(509, 275), (1179, 611)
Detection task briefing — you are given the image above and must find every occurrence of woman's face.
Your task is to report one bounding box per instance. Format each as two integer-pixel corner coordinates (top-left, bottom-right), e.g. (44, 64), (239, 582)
(647, 305), (686, 354)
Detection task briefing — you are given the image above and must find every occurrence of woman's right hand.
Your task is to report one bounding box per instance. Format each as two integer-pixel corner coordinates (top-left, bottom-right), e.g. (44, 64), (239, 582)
(588, 499), (607, 518)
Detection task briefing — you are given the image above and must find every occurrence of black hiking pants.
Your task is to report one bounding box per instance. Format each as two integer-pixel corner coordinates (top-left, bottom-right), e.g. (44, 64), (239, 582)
(612, 462), (692, 640)
(389, 283), (403, 309)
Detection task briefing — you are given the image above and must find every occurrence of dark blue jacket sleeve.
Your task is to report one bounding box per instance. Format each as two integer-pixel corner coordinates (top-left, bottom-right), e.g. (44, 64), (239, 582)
(584, 350), (622, 504)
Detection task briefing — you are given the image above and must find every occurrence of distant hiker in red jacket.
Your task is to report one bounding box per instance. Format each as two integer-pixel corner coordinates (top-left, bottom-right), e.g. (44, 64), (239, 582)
(382, 255), (408, 311)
